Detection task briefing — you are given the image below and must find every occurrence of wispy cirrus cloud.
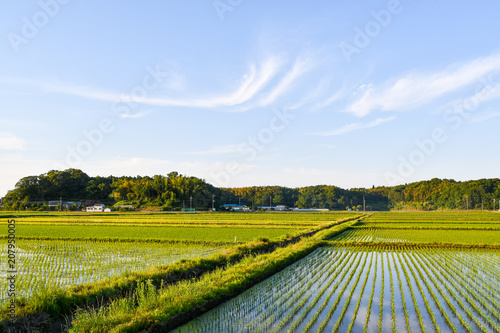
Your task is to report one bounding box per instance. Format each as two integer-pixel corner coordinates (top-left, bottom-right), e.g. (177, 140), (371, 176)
(257, 56), (314, 106)
(2, 56), (317, 111)
(312, 116), (395, 136)
(346, 53), (500, 117)
(469, 110), (500, 123)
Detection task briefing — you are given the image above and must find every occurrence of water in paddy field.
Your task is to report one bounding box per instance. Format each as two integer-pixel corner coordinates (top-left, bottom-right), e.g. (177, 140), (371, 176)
(174, 246), (500, 333)
(0, 240), (227, 306)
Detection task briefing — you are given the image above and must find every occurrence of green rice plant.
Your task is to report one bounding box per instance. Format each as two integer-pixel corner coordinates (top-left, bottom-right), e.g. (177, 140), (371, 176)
(405, 249), (457, 332)
(363, 251), (377, 333)
(346, 251), (374, 332)
(391, 251), (411, 332)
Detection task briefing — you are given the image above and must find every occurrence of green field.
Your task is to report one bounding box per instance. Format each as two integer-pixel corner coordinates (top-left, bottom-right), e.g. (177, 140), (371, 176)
(0, 240), (226, 307)
(10, 224), (304, 243)
(179, 245), (500, 332)
(4, 211), (500, 332)
(331, 228), (500, 244)
(0, 211), (355, 226)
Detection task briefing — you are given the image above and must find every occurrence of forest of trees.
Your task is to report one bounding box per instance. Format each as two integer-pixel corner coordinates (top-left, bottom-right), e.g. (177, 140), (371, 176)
(1, 169), (499, 211)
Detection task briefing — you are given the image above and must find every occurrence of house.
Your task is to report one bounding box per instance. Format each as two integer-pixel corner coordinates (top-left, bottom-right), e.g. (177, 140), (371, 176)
(86, 204), (105, 212)
(292, 208), (329, 212)
(275, 205), (287, 211)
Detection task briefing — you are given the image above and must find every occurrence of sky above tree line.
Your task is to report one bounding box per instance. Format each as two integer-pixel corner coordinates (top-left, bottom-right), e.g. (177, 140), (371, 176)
(1, 0), (500, 197)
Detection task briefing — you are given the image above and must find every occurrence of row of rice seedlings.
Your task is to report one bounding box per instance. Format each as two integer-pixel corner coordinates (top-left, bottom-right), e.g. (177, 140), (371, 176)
(250, 248), (343, 332)
(437, 250), (500, 320)
(285, 250), (355, 332)
(387, 252), (396, 333)
(420, 249), (487, 331)
(345, 251), (374, 332)
(412, 249), (476, 331)
(178, 247), (344, 332)
(0, 240), (225, 306)
(251, 248), (359, 332)
(430, 249), (500, 318)
(363, 252), (378, 333)
(390, 251), (411, 332)
(333, 228), (500, 244)
(445, 249), (500, 299)
(175, 245), (500, 333)
(422, 249), (500, 331)
(405, 249), (458, 332)
(397, 250), (438, 332)
(295, 250), (363, 332)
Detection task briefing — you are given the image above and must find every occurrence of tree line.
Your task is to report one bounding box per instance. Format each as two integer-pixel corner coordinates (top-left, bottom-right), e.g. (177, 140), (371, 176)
(2, 169), (499, 211)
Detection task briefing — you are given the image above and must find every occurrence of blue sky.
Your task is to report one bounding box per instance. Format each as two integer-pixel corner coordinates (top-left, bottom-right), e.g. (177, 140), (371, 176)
(1, 0), (500, 197)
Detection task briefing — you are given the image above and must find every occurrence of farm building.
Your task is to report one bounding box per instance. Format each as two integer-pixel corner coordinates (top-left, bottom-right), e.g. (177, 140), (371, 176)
(86, 204), (106, 212)
(258, 205), (288, 211)
(221, 204), (251, 212)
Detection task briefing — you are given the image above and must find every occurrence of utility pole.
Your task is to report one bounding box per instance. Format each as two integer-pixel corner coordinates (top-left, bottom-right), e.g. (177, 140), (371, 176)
(363, 196), (366, 213)
(190, 196), (193, 212)
(494, 198), (496, 211)
(59, 197), (62, 212)
(466, 195), (469, 211)
(270, 195), (272, 211)
(482, 199), (484, 212)
(183, 200), (185, 212)
(212, 194), (215, 212)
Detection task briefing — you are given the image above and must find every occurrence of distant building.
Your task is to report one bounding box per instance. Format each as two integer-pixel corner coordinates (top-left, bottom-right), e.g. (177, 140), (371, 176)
(222, 204), (251, 212)
(86, 204), (105, 212)
(104, 208), (113, 213)
(275, 205), (287, 211)
(292, 208), (329, 212)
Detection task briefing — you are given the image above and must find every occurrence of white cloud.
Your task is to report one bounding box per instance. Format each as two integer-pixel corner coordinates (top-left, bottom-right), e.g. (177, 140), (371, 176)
(0, 134), (25, 150)
(346, 53), (500, 117)
(469, 110), (500, 123)
(312, 116), (395, 136)
(258, 56), (314, 106)
(116, 111), (152, 119)
(4, 57), (285, 110)
(1, 55), (319, 112)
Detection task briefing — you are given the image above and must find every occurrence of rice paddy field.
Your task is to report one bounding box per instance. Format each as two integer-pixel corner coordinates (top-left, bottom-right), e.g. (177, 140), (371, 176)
(176, 245), (500, 333)
(1, 211), (354, 311)
(3, 210), (500, 332)
(8, 224), (303, 243)
(0, 240), (226, 306)
(173, 211), (500, 333)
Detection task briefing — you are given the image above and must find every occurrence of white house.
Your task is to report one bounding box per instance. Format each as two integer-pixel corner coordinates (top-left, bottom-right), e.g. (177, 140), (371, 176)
(86, 204), (105, 212)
